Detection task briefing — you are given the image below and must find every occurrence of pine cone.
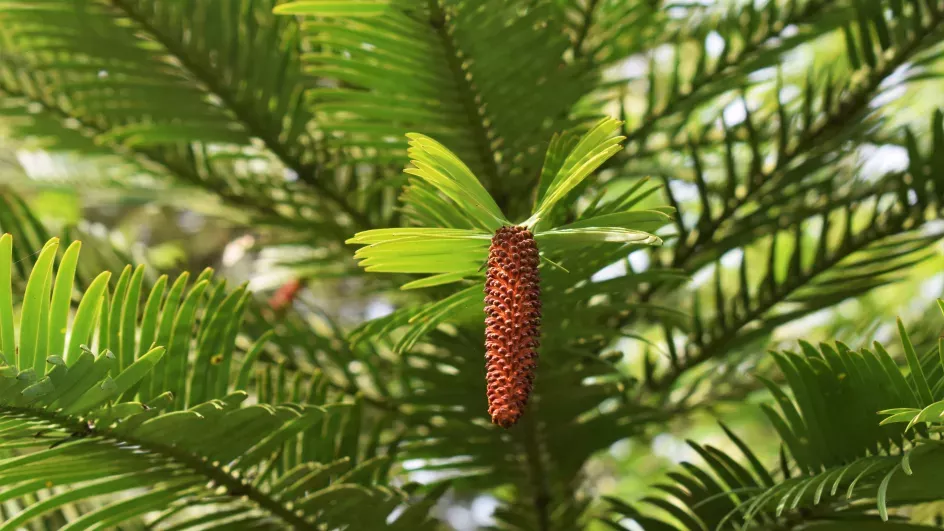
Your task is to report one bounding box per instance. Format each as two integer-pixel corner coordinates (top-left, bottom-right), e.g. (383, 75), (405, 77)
(484, 226), (541, 428)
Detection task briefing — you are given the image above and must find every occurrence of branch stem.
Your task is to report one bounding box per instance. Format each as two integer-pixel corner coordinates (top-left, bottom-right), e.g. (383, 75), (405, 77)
(522, 413), (551, 531)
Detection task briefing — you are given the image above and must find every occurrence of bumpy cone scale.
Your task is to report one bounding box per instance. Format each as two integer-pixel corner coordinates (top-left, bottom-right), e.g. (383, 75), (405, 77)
(484, 226), (541, 428)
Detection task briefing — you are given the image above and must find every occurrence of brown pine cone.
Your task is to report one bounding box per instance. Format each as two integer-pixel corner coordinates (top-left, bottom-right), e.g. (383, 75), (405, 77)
(484, 226), (541, 429)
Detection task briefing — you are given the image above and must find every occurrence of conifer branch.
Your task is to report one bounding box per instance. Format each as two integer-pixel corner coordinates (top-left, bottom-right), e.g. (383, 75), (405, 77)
(106, 0), (372, 231)
(0, 405), (312, 529)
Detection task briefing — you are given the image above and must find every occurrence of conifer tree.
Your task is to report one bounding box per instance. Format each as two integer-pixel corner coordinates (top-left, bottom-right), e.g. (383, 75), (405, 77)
(1, 0), (944, 529)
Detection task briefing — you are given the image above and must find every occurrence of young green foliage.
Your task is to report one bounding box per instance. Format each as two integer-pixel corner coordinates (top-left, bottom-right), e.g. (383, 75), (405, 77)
(346, 119), (670, 354)
(347, 119), (667, 283)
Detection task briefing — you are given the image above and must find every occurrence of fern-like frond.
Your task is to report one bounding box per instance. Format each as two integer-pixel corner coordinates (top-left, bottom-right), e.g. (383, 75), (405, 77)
(588, 0), (944, 393)
(643, 101), (944, 390)
(0, 0), (375, 233)
(0, 233), (441, 529)
(604, 317), (944, 530)
(285, 0), (598, 215)
(613, 0), (850, 152)
(0, 193), (398, 414)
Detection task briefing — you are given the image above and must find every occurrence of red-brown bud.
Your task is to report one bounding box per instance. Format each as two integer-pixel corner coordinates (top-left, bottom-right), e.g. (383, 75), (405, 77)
(269, 278), (302, 312)
(484, 226), (541, 428)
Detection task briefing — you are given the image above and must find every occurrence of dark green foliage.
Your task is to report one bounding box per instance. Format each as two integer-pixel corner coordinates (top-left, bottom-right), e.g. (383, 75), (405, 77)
(2, 0), (944, 529)
(605, 318), (944, 529)
(0, 234), (442, 529)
